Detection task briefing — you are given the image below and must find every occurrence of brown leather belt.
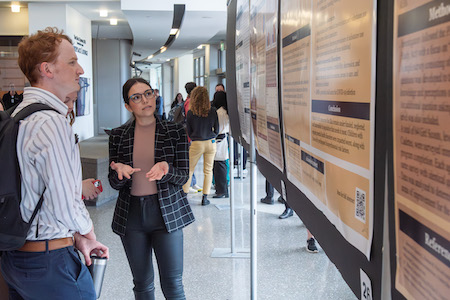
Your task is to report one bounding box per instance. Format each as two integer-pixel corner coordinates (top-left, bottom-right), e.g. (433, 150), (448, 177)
(18, 237), (73, 252)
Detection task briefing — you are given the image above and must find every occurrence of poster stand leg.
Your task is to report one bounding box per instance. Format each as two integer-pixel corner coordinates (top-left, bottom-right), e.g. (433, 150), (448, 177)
(250, 129), (257, 300)
(211, 134), (250, 259)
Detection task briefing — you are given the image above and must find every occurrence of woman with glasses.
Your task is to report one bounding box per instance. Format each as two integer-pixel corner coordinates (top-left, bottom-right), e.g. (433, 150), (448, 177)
(108, 78), (194, 299)
(182, 86), (219, 205)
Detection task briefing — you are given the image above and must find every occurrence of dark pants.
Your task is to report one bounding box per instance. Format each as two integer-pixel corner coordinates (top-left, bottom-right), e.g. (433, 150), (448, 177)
(266, 180), (274, 199)
(213, 160), (228, 195)
(233, 141), (248, 169)
(122, 195), (185, 300)
(1, 246), (96, 300)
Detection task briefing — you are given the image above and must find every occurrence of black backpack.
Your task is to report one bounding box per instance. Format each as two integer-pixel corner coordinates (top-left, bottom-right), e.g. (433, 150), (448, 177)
(0, 103), (55, 251)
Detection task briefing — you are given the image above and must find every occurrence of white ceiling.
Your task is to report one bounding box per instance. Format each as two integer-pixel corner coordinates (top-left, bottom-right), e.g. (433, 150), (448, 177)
(1, 0), (227, 64)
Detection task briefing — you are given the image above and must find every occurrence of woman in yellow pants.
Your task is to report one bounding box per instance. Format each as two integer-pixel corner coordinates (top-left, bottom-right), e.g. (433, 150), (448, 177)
(182, 86), (219, 205)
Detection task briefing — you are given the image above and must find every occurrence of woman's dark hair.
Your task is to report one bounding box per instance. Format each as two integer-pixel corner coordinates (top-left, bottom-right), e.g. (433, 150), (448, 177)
(212, 91), (227, 112)
(122, 77), (151, 104)
(171, 93), (184, 108)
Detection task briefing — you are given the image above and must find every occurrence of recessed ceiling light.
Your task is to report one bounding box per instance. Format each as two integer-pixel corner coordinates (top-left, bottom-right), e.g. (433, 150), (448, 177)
(11, 4), (20, 13)
(160, 47), (167, 53)
(100, 10), (108, 17)
(148, 55), (154, 59)
(110, 18), (118, 26)
(197, 45), (203, 49)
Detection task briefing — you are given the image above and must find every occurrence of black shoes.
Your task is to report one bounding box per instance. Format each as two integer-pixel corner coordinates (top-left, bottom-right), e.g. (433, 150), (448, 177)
(277, 196), (285, 204)
(306, 238), (319, 253)
(260, 196), (274, 205)
(213, 193), (229, 198)
(279, 208), (293, 219)
(201, 194), (210, 206)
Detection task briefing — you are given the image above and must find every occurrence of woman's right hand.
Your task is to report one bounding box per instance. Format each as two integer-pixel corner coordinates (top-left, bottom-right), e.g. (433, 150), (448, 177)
(110, 161), (141, 180)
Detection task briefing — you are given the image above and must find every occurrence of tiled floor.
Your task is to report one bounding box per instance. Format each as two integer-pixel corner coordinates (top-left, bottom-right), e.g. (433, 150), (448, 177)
(87, 160), (356, 299)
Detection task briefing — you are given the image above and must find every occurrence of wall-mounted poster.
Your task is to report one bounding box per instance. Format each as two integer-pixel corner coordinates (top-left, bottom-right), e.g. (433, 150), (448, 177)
(281, 0), (376, 259)
(393, 0), (450, 299)
(235, 0), (252, 143)
(250, 0), (284, 171)
(76, 77), (90, 116)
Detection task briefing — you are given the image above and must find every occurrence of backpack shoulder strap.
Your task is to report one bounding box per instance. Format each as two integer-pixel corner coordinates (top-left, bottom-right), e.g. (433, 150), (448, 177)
(13, 103), (58, 122)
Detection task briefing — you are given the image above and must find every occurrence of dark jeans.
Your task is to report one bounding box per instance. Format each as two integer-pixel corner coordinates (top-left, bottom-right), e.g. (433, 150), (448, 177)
(213, 160), (228, 195)
(122, 194), (185, 300)
(1, 246), (96, 300)
(266, 180), (274, 199)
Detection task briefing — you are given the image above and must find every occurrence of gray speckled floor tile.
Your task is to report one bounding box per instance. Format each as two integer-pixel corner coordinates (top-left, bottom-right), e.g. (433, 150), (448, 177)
(87, 161), (356, 300)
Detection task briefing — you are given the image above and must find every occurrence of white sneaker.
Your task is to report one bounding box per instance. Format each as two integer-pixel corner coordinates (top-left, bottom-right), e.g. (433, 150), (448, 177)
(189, 187), (199, 193)
(192, 184), (203, 192)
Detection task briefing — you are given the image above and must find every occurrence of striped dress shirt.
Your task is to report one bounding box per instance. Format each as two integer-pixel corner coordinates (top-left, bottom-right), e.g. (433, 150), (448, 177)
(12, 87), (92, 240)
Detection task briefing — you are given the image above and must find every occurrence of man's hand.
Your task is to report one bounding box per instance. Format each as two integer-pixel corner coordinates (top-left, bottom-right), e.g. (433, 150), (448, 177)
(74, 233), (109, 266)
(110, 161), (141, 180)
(146, 161), (169, 181)
(82, 178), (101, 200)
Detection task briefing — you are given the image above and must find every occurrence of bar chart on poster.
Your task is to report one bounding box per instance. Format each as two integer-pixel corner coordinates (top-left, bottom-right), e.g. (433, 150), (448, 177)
(250, 0), (284, 171)
(281, 0), (376, 259)
(393, 0), (450, 299)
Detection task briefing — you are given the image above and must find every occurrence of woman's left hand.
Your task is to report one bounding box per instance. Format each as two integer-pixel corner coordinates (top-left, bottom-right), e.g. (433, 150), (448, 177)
(146, 162), (169, 181)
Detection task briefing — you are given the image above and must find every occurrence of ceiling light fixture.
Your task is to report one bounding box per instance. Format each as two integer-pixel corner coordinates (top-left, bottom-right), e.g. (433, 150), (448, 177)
(100, 10), (108, 17)
(136, 4), (185, 65)
(11, 4), (20, 13)
(110, 18), (118, 25)
(197, 45), (203, 49)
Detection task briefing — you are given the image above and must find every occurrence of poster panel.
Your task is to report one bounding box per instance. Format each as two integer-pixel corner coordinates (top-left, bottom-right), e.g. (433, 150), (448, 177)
(236, 0), (252, 143)
(393, 0), (450, 299)
(281, 0), (376, 258)
(250, 0), (284, 171)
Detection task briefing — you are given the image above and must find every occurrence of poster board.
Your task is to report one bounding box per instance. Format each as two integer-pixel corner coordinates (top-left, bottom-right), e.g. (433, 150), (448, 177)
(250, 0), (284, 171)
(392, 0), (450, 299)
(281, 0), (377, 259)
(235, 0), (252, 144)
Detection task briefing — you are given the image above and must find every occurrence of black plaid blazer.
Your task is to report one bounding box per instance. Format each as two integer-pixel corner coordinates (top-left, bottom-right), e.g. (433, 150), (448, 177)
(108, 117), (195, 236)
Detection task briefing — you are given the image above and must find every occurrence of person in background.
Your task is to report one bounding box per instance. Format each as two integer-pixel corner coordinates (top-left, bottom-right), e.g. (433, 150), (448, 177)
(215, 83), (225, 92)
(64, 91), (102, 201)
(171, 92), (184, 109)
(184, 82), (202, 193)
(2, 83), (22, 110)
(260, 179), (318, 253)
(1, 27), (108, 299)
(182, 86), (219, 205)
(109, 77), (194, 299)
(168, 93), (186, 124)
(212, 91), (230, 198)
(154, 89), (165, 120)
(0, 100), (4, 111)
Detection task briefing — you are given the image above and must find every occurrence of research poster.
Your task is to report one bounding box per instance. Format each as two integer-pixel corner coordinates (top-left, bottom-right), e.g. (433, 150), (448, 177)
(235, 0), (252, 143)
(393, 0), (450, 299)
(281, 0), (376, 258)
(250, 0), (284, 171)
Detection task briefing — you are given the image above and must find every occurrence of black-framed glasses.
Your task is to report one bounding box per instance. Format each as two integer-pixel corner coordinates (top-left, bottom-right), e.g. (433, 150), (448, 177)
(128, 89), (155, 104)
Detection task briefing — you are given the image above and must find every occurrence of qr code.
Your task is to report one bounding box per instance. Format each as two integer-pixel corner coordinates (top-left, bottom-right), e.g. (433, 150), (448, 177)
(355, 187), (366, 223)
